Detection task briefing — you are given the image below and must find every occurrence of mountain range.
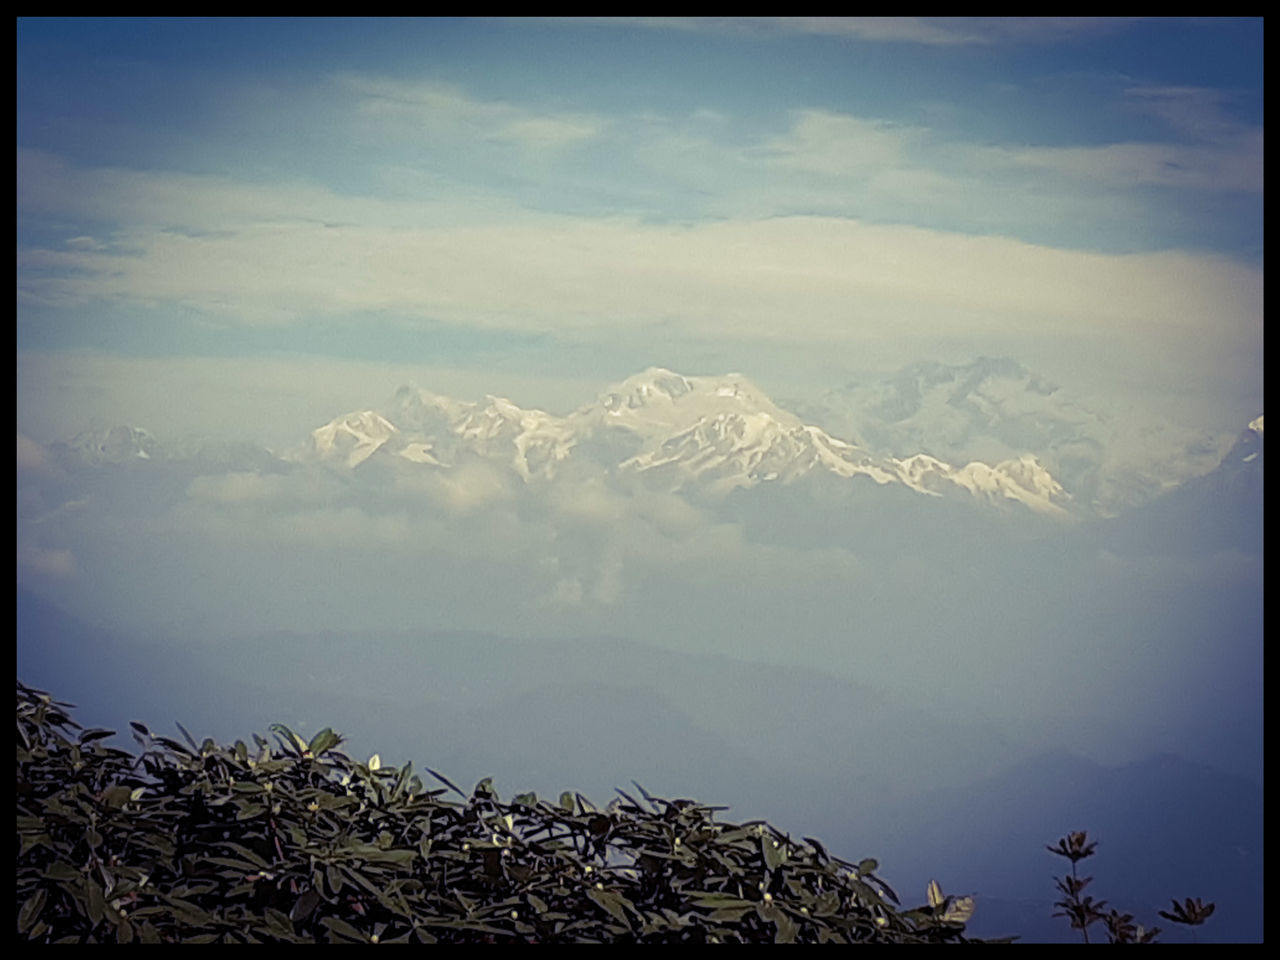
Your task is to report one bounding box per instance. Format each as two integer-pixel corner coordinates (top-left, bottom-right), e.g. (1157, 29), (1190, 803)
(18, 359), (1263, 941)
(47, 360), (1259, 528)
(788, 357), (1250, 516)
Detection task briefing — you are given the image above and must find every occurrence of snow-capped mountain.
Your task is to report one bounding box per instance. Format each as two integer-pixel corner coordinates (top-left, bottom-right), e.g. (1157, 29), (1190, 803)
(299, 410), (400, 469)
(1100, 413), (1263, 555)
(44, 365), (1258, 527)
(793, 357), (1237, 516)
(291, 367), (1073, 517)
(58, 425), (161, 465)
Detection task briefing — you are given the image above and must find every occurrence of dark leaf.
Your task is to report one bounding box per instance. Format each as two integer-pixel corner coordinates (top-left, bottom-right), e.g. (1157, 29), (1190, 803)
(425, 766), (465, 797)
(174, 720), (201, 753)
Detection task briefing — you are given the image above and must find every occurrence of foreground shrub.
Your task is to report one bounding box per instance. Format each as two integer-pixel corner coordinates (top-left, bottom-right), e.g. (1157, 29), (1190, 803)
(1048, 830), (1215, 943)
(17, 681), (1000, 944)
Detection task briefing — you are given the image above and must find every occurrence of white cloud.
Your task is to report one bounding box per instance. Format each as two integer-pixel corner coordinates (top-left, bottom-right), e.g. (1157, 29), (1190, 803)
(759, 109), (918, 177)
(582, 17), (1137, 47)
(342, 76), (605, 151)
(1007, 134), (1263, 193)
(18, 152), (1262, 355)
(1123, 85), (1255, 143)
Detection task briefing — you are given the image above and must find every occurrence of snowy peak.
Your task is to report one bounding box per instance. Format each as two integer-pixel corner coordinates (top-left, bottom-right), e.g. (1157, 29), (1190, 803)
(306, 410), (398, 468)
(286, 368), (1074, 517)
(796, 357), (1243, 516)
(388, 385), (470, 433)
(600, 367), (696, 412)
(64, 426), (161, 465)
(1221, 414), (1264, 472)
(583, 369), (799, 432)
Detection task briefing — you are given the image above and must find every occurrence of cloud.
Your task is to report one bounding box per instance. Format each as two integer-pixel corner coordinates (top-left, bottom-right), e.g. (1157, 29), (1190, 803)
(580, 17), (1138, 47)
(17, 150), (1262, 350)
(186, 471), (324, 506)
(342, 76), (605, 151)
(1007, 135), (1263, 193)
(17, 543), (76, 579)
(17, 433), (56, 476)
(1123, 85), (1256, 143)
(759, 109), (919, 176)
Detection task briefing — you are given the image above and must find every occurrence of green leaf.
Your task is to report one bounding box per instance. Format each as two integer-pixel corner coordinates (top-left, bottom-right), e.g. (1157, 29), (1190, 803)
(941, 895), (975, 926)
(100, 784), (133, 809)
(425, 767), (464, 797)
(219, 842), (270, 868)
(927, 878), (944, 909)
(757, 902), (797, 943)
(857, 858), (879, 875)
(392, 761), (413, 800)
(762, 835), (786, 870)
(174, 720), (201, 753)
(270, 723), (306, 757)
(587, 888), (631, 928)
(45, 861), (80, 881)
(264, 907), (298, 940)
(18, 888), (48, 934)
(688, 892), (756, 908)
(559, 791), (575, 812)
(708, 906), (755, 922)
(320, 916), (368, 942)
(307, 727), (343, 756)
(326, 863), (344, 897)
(162, 895), (213, 926)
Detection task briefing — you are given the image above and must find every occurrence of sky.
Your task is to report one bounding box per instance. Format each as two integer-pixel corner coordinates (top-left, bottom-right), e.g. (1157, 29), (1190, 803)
(16, 17), (1264, 444)
(15, 19), (1264, 941)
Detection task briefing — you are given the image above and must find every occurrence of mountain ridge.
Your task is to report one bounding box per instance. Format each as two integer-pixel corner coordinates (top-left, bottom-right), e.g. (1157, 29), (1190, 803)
(36, 361), (1260, 523)
(291, 366), (1076, 517)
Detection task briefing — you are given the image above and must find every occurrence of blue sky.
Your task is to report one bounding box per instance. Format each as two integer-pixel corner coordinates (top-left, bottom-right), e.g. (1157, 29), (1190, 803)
(17, 17), (1264, 441)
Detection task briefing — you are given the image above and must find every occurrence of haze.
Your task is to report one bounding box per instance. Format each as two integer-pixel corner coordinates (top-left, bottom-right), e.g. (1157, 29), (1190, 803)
(17, 18), (1262, 942)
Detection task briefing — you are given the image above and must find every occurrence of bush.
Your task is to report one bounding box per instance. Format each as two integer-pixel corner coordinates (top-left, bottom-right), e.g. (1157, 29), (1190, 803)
(17, 681), (1001, 943)
(1048, 830), (1215, 944)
